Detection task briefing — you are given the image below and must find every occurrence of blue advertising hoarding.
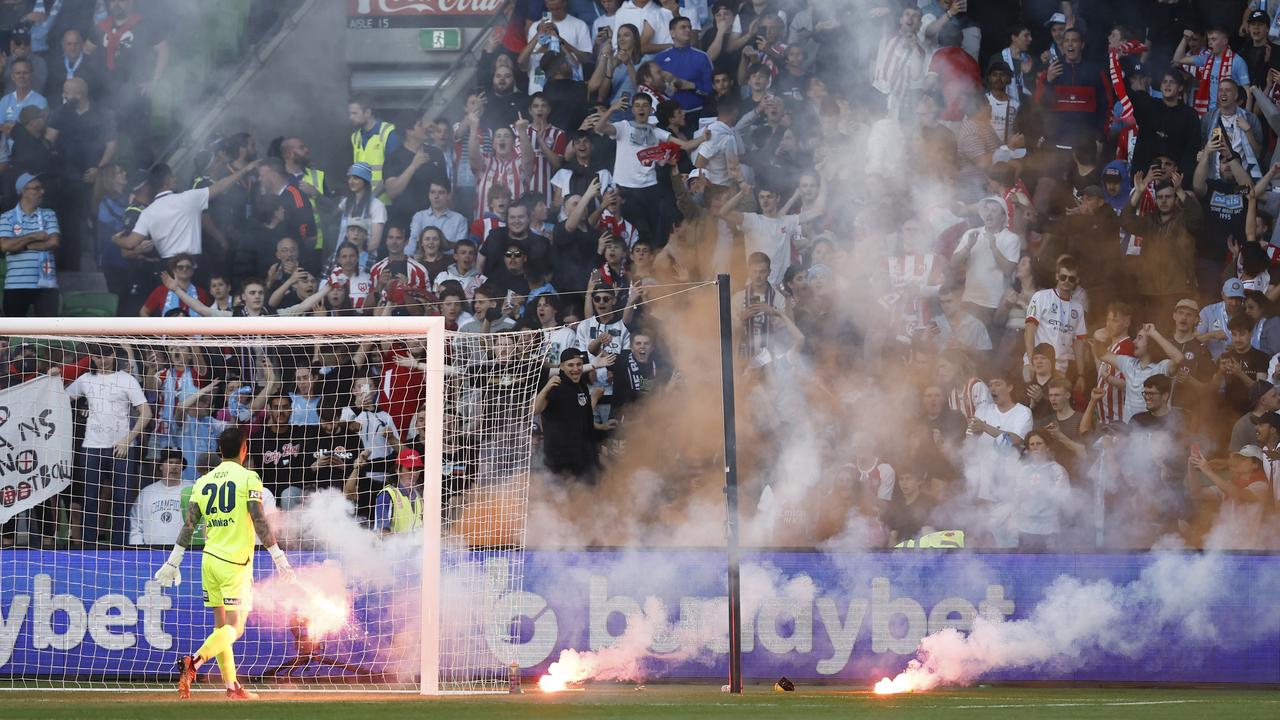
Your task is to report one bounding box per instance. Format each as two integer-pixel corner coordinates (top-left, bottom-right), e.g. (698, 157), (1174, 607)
(1, 549), (1277, 684)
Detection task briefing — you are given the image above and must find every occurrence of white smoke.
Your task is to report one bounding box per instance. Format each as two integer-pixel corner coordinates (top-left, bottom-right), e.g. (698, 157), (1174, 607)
(538, 560), (816, 688)
(876, 551), (1280, 692)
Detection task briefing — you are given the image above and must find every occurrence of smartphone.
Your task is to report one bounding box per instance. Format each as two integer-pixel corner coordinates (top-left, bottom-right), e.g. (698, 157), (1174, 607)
(504, 289), (516, 310)
(542, 11), (552, 23)
(597, 169), (611, 192)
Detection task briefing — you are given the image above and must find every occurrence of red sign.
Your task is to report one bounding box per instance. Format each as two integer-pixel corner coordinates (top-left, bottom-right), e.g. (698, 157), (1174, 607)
(348, 0), (504, 15)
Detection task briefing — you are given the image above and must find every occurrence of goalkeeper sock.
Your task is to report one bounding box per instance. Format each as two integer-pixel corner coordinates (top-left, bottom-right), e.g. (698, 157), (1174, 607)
(195, 625), (237, 666)
(216, 648), (237, 689)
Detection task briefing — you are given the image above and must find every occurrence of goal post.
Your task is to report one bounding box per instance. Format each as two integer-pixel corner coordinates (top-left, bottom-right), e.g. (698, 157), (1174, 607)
(0, 315), (544, 695)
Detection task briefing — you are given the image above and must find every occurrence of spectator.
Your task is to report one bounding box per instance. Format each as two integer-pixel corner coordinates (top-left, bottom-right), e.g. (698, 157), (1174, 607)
(1174, 25), (1251, 117)
(951, 197), (1019, 334)
(693, 93), (742, 187)
(655, 16), (713, 122)
(257, 157), (317, 268)
(88, 0), (169, 165)
(1012, 430), (1071, 551)
(1095, 323), (1186, 423)
(128, 449), (190, 545)
(1023, 255), (1086, 377)
(117, 160), (260, 262)
(47, 29), (102, 102)
(1, 172), (61, 316)
(534, 348), (615, 482)
(47, 77), (116, 266)
(1219, 313), (1273, 416)
(413, 226), (452, 281)
(1120, 178), (1202, 323)
(460, 282), (519, 333)
(1228, 381), (1280, 451)
(434, 237), (486, 298)
(0, 57), (47, 132)
(371, 224), (430, 295)
(520, 0), (592, 94)
(468, 108), (536, 224)
(347, 96), (397, 201)
(369, 448), (425, 535)
(381, 110), (449, 232)
(336, 162), (386, 263)
(933, 283), (993, 353)
(140, 253), (208, 317)
(62, 343), (152, 547)
(408, 180), (468, 251)
(249, 394), (309, 503)
(1037, 27), (1108, 156)
(967, 373), (1033, 448)
(884, 465), (936, 547)
(1130, 69), (1201, 179)
(595, 90), (704, 243)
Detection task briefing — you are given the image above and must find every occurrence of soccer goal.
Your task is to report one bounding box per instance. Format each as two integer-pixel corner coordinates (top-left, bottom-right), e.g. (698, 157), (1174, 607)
(0, 316), (546, 694)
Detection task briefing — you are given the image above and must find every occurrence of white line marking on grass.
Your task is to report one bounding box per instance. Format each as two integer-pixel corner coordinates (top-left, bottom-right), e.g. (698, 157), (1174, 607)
(946, 700), (1208, 709)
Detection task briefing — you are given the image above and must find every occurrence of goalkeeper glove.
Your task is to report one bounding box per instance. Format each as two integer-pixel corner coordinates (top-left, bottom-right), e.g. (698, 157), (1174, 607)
(154, 546), (184, 587)
(268, 544), (295, 584)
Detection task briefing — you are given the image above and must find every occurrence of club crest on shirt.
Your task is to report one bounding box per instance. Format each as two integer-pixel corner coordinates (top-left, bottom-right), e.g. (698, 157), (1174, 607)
(577, 392), (588, 407)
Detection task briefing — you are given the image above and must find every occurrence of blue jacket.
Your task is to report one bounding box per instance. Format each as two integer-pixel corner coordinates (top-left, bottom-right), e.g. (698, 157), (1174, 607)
(655, 46), (713, 111)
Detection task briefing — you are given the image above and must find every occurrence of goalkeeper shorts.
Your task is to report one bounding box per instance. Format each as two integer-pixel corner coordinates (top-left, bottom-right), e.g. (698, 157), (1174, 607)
(201, 554), (254, 611)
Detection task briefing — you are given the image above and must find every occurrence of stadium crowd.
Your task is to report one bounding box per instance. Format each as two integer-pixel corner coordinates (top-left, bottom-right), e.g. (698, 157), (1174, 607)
(3, 0), (1280, 552)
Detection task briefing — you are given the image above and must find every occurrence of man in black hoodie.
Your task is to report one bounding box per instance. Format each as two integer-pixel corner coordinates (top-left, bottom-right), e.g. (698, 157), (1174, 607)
(1130, 69), (1202, 180)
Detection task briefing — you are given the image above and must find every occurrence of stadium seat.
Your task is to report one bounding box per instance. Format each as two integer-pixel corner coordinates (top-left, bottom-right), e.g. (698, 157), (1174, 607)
(60, 292), (119, 318)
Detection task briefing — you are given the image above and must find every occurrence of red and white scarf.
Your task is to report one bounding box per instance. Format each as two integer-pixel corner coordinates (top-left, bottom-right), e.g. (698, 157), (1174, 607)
(1107, 40), (1147, 122)
(1194, 48), (1235, 117)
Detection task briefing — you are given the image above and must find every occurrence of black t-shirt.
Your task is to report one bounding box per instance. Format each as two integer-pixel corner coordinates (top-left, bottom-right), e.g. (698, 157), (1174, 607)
(304, 425), (361, 489)
(925, 409), (967, 445)
(884, 492), (935, 543)
(482, 228), (550, 276)
(551, 222), (597, 294)
(49, 103), (116, 175)
(382, 143), (449, 228)
(249, 425), (309, 496)
(540, 376), (598, 475)
(1201, 179), (1248, 261)
(1170, 336), (1214, 409)
(543, 78), (590, 133)
(611, 351), (667, 417)
(1222, 346), (1271, 414)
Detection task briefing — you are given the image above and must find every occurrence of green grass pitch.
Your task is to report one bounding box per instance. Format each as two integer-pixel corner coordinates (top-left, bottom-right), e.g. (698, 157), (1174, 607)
(2, 685), (1278, 720)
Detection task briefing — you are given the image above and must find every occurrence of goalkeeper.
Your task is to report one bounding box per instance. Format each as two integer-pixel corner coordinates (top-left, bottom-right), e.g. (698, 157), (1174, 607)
(154, 426), (295, 700)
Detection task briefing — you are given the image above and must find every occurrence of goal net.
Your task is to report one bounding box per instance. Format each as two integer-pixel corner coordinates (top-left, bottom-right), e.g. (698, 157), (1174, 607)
(0, 316), (547, 694)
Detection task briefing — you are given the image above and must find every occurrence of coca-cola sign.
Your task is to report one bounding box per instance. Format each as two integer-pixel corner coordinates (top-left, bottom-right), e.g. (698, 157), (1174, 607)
(348, 0), (504, 15)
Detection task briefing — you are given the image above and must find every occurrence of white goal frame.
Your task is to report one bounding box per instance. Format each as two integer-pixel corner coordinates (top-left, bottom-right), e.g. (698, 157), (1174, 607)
(0, 316), (450, 695)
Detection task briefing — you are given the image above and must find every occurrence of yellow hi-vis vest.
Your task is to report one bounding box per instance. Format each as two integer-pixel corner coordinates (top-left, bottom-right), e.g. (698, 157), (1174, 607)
(379, 484), (423, 534)
(351, 121), (395, 203)
(894, 530), (965, 549)
(301, 167), (326, 251)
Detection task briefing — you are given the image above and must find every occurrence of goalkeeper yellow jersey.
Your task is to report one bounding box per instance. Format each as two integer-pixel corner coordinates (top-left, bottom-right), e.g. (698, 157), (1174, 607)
(191, 460), (264, 566)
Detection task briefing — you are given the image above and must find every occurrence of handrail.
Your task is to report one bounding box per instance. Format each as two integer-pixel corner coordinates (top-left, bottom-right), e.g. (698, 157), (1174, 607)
(155, 0), (313, 170)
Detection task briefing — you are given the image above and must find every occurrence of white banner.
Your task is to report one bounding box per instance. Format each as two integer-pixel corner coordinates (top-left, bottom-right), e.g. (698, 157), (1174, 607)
(0, 375), (73, 524)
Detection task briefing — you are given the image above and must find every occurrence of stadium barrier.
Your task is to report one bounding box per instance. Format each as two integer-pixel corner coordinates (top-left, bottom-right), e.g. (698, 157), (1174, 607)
(2, 549), (1277, 684)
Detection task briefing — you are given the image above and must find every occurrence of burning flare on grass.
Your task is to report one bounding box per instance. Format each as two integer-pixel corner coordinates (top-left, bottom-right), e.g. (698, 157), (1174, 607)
(873, 659), (935, 695)
(538, 597), (714, 693)
(255, 562), (353, 638)
(538, 649), (595, 692)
